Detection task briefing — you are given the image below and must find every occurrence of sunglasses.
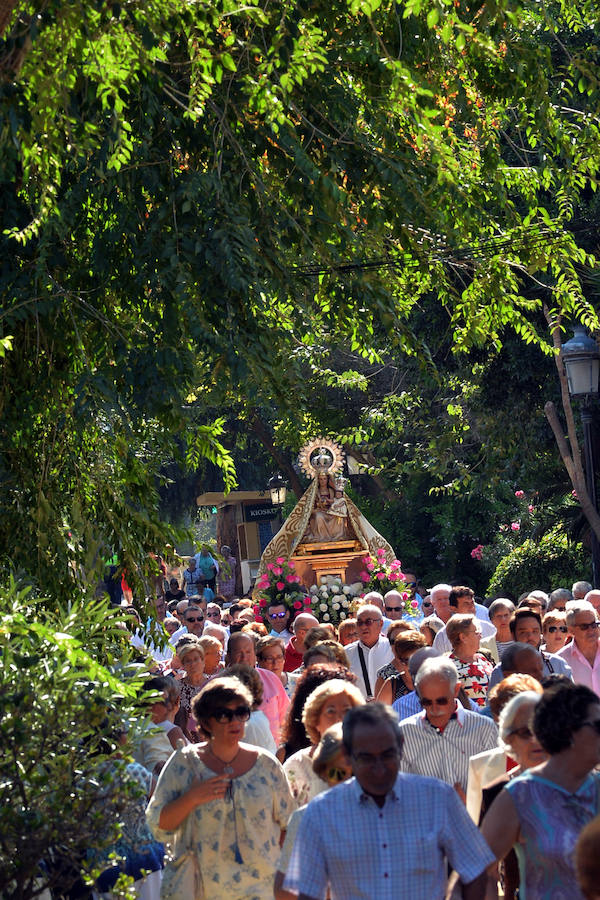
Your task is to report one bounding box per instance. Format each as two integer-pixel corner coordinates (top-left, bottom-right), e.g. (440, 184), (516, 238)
(212, 706), (251, 723)
(582, 719), (600, 735)
(326, 766), (348, 783)
(405, 581), (417, 588)
(269, 611), (288, 619)
(186, 616), (204, 623)
(358, 618), (379, 627)
(420, 696), (452, 707)
(574, 622), (600, 631)
(508, 726), (534, 740)
(385, 606), (403, 613)
(207, 611), (221, 618)
(546, 625), (568, 634)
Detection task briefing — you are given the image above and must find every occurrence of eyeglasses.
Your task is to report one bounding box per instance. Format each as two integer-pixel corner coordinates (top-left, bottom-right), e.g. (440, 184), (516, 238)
(385, 606), (403, 613)
(357, 618), (379, 627)
(207, 611), (221, 618)
(582, 719), (600, 734)
(186, 616), (204, 623)
(546, 625), (568, 634)
(351, 748), (399, 766)
(420, 696), (452, 707)
(259, 655), (284, 663)
(212, 706), (251, 723)
(269, 612), (288, 619)
(508, 726), (534, 740)
(574, 622), (600, 631)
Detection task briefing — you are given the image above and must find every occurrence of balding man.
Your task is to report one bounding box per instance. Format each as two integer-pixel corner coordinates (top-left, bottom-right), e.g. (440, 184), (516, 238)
(556, 600), (600, 692)
(345, 605), (393, 698)
(583, 590), (600, 616)
(284, 613), (319, 672)
(226, 631), (289, 742)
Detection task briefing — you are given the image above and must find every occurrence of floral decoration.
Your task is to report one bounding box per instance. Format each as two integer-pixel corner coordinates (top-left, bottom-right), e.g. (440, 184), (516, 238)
(253, 558), (310, 623)
(307, 578), (359, 625)
(358, 549), (420, 617)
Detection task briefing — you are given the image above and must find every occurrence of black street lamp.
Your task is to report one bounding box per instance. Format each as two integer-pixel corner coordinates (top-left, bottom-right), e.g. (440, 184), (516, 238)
(561, 325), (600, 586)
(268, 473), (287, 507)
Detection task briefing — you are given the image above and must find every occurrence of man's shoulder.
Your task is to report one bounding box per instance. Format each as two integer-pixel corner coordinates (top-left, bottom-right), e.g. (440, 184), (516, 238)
(554, 642), (574, 660)
(398, 710), (424, 730)
(344, 640), (360, 657)
(396, 771), (455, 802)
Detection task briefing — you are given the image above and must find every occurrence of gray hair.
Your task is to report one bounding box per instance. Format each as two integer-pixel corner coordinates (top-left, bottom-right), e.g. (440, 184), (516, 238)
(488, 598), (515, 620)
(565, 599), (598, 627)
(415, 657), (458, 693)
(430, 583), (452, 601)
(445, 613), (480, 648)
(498, 691), (542, 750)
(548, 588), (573, 610)
(356, 604), (383, 621)
(572, 580), (593, 598)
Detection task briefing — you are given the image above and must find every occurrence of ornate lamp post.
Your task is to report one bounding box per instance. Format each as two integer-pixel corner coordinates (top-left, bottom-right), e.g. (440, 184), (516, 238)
(561, 325), (600, 585)
(268, 473), (287, 507)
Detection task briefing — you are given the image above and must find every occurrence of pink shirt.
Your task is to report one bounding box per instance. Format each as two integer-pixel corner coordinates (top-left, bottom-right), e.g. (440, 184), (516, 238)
(257, 666), (290, 743)
(556, 639), (600, 694)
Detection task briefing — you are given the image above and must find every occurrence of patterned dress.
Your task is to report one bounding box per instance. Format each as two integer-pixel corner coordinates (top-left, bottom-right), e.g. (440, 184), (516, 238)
(449, 651), (493, 707)
(283, 746), (328, 807)
(505, 770), (600, 900)
(146, 745), (293, 899)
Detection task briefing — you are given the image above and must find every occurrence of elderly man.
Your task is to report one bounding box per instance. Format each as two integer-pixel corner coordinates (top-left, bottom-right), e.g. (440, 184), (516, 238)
(398, 657), (498, 797)
(572, 580), (593, 600)
(433, 586), (496, 653)
(284, 612), (319, 672)
(392, 648), (479, 721)
(383, 589), (406, 621)
(226, 631), (289, 741)
(284, 704), (493, 900)
(182, 604), (205, 638)
(345, 605), (393, 698)
(547, 587), (573, 612)
(556, 600), (600, 692)
(584, 589), (600, 616)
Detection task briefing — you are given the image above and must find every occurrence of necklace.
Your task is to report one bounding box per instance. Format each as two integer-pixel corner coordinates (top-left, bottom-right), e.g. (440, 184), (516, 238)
(207, 743), (241, 776)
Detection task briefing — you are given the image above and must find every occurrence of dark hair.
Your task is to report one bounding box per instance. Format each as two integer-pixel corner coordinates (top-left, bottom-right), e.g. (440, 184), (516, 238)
(304, 626), (333, 650)
(222, 664), (263, 709)
(509, 608), (542, 637)
(213, 594), (228, 606)
(500, 641), (539, 673)
(226, 631), (256, 661)
(533, 681), (599, 754)
(393, 631), (427, 659)
(256, 635), (285, 660)
(448, 586), (474, 608)
(280, 663), (357, 760)
(342, 703), (403, 755)
(229, 621), (246, 634)
(191, 676), (253, 735)
(229, 603), (244, 616)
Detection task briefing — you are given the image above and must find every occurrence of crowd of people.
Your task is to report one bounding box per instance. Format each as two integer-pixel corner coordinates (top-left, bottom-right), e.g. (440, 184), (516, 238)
(96, 562), (600, 900)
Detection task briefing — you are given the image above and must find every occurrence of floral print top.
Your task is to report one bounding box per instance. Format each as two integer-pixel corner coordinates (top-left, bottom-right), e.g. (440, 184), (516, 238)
(449, 652), (494, 707)
(146, 745), (293, 899)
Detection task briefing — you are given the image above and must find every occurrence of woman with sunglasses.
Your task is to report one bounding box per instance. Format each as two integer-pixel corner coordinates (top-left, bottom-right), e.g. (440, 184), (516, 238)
(541, 610), (569, 654)
(481, 681), (600, 900)
(147, 676), (293, 899)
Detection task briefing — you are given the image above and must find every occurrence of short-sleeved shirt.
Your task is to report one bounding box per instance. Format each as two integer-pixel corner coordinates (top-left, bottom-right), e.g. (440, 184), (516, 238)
(283, 774), (494, 900)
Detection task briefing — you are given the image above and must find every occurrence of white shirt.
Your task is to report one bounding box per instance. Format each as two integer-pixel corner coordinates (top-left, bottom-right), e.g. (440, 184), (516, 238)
(433, 618), (496, 654)
(345, 636), (393, 698)
(269, 627), (292, 641)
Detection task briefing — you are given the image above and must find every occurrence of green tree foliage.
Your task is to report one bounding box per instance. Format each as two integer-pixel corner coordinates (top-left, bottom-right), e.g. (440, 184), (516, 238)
(486, 527), (590, 598)
(0, 584), (147, 899)
(1, 0), (600, 594)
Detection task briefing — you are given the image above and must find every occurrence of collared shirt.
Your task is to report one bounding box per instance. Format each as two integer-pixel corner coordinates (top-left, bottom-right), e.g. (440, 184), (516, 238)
(270, 627), (292, 641)
(393, 690), (480, 721)
(283, 774), (494, 900)
(399, 705), (499, 791)
(433, 618), (496, 654)
(556, 639), (600, 693)
(345, 636), (394, 698)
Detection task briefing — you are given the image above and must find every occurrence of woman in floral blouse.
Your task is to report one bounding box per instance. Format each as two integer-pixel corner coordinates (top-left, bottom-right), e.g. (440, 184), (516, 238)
(447, 614), (494, 707)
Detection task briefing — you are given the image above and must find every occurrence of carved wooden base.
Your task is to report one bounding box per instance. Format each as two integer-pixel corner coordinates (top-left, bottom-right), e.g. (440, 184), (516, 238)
(291, 549), (366, 587)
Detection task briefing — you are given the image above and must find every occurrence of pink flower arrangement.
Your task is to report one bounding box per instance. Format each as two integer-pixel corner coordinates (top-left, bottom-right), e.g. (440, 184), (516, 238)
(276, 581), (285, 590)
(514, 490), (525, 498)
(254, 556), (307, 626)
(358, 553), (418, 617)
(470, 544), (484, 561)
(293, 600), (303, 609)
(511, 522), (520, 532)
(276, 557), (285, 564)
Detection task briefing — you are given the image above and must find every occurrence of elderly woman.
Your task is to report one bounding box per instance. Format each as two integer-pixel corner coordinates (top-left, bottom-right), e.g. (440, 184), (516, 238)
(197, 634), (224, 676)
(541, 609), (569, 654)
(283, 679), (364, 805)
(374, 621), (419, 693)
(223, 664), (277, 754)
(274, 723), (352, 900)
(146, 677), (293, 899)
(255, 635), (296, 698)
(375, 631), (428, 704)
(175, 637), (209, 741)
(276, 663), (357, 762)
(488, 598), (515, 655)
(447, 613), (494, 707)
(481, 681), (600, 900)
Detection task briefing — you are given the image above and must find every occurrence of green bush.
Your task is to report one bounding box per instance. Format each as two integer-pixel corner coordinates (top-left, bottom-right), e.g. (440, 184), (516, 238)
(0, 583), (145, 900)
(486, 529), (591, 600)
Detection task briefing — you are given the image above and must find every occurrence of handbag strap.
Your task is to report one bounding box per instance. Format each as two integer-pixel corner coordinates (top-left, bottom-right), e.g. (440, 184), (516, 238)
(357, 645), (372, 698)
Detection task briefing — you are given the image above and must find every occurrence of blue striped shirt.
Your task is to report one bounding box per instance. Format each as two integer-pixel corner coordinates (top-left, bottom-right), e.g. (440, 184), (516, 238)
(399, 705), (498, 791)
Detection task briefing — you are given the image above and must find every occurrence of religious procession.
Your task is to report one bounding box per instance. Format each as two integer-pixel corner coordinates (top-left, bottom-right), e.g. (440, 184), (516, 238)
(22, 439), (598, 900)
